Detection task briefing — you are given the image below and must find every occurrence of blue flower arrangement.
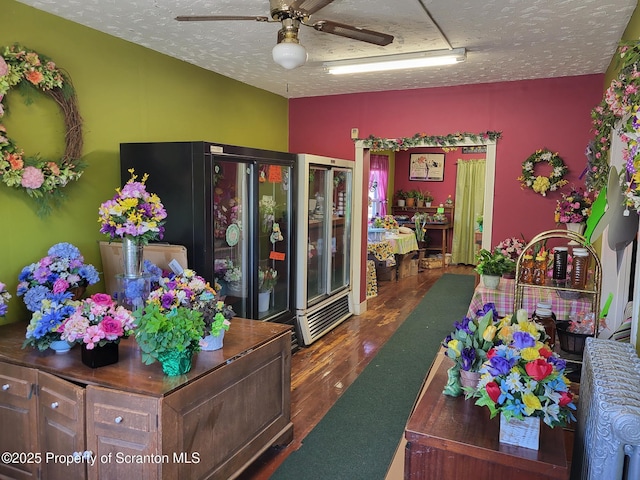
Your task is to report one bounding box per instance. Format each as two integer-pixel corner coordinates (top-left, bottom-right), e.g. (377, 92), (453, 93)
(17, 242), (99, 307)
(17, 242), (100, 350)
(23, 292), (79, 351)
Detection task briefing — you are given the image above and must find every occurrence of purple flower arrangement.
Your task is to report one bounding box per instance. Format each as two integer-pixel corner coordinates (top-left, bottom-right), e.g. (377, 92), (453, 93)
(98, 169), (167, 245)
(554, 188), (593, 224)
(146, 268), (234, 336)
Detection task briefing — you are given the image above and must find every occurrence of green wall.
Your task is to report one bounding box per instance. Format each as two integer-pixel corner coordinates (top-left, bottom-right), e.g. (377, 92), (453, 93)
(1, 0), (289, 324)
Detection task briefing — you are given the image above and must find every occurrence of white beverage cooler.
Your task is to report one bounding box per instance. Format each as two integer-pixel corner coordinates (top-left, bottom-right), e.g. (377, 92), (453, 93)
(296, 154), (354, 345)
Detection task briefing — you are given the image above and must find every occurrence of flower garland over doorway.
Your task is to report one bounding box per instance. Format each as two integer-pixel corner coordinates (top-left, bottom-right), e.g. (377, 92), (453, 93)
(357, 131), (502, 151)
(0, 44), (84, 216)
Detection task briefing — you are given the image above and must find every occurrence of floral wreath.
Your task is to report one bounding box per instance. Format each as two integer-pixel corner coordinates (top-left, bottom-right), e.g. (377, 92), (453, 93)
(0, 44), (84, 216)
(517, 149), (568, 196)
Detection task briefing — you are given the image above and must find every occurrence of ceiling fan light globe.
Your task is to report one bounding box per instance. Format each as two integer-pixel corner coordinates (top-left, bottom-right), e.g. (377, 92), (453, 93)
(272, 42), (308, 69)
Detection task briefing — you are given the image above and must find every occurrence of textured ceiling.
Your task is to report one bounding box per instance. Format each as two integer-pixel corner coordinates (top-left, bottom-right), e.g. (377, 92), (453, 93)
(16, 0), (638, 98)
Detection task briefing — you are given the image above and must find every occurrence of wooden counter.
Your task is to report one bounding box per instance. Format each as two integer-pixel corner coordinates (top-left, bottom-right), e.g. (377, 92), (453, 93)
(404, 356), (569, 480)
(0, 319), (293, 480)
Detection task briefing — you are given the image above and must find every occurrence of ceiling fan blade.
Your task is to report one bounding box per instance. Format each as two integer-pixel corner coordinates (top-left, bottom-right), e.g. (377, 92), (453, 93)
(311, 20), (393, 46)
(175, 15), (270, 22)
(289, 0), (334, 16)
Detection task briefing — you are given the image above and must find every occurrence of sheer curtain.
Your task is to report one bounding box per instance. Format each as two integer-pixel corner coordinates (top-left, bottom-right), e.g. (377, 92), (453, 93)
(369, 155), (389, 218)
(452, 159), (486, 265)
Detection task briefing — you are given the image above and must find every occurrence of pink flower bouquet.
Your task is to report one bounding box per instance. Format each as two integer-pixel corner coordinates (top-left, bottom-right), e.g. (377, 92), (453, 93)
(61, 293), (136, 349)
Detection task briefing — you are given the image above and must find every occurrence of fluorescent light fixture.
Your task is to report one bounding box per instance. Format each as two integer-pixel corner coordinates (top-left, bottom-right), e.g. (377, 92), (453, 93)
(324, 48), (466, 75)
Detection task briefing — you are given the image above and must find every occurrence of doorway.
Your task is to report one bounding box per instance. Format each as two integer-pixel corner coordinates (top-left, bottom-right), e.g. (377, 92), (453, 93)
(353, 137), (497, 309)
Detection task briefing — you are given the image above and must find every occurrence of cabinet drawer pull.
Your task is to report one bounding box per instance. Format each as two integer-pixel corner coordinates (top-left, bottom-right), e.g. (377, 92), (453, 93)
(51, 402), (59, 409)
(114, 416), (123, 424)
(1, 384), (9, 391)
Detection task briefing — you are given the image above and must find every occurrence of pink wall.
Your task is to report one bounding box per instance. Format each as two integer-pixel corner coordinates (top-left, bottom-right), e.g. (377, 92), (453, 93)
(289, 75), (604, 245)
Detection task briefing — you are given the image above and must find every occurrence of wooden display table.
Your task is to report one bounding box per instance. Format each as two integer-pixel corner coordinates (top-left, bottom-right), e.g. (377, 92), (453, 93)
(404, 355), (569, 480)
(0, 319), (292, 480)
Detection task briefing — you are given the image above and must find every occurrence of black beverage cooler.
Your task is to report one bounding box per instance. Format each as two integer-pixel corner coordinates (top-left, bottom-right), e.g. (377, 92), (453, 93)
(120, 141), (298, 346)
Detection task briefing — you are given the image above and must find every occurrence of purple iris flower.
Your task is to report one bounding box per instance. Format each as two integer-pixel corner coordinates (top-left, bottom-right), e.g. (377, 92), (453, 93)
(549, 356), (566, 372)
(461, 347), (476, 371)
(454, 316), (472, 334)
(476, 302), (497, 319)
(513, 331), (535, 349)
(487, 355), (514, 376)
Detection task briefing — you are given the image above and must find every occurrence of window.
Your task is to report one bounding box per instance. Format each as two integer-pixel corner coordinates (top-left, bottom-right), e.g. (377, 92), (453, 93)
(368, 155), (389, 220)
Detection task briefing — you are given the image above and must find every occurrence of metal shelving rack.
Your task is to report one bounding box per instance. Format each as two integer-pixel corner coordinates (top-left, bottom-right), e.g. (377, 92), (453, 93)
(514, 229), (602, 364)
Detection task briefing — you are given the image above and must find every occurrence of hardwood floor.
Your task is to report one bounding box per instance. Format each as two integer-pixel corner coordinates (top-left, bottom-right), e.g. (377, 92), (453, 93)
(239, 264), (475, 479)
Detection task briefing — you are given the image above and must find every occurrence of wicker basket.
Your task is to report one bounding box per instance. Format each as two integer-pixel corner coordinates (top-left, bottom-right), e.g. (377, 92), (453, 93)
(556, 321), (591, 355)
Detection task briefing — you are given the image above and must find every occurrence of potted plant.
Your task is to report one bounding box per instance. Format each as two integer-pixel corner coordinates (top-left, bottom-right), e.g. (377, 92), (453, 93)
(258, 266), (278, 313)
(494, 237), (527, 279)
(223, 260), (244, 296)
(474, 248), (515, 289)
(395, 189), (407, 207)
(554, 188), (593, 236)
(146, 268), (234, 351)
(442, 303), (500, 396)
(422, 191), (434, 207)
(406, 189), (419, 208)
(133, 303), (205, 376)
(413, 213), (429, 249)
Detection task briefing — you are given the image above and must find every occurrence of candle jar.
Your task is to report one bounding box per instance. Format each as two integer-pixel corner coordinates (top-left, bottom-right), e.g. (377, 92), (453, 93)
(520, 255), (534, 284)
(532, 254), (548, 286)
(532, 302), (557, 349)
(552, 247), (568, 285)
(571, 248), (590, 289)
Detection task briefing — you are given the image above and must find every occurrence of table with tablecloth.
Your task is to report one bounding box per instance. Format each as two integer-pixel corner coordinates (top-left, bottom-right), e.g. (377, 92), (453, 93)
(384, 233), (419, 255)
(368, 233), (419, 282)
(466, 277), (592, 320)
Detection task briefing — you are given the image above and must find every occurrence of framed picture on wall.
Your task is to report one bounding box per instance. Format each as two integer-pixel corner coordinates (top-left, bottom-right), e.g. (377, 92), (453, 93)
(409, 153), (445, 181)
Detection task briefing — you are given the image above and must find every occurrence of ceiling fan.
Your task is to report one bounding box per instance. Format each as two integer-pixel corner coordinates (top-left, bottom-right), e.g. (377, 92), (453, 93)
(175, 0), (394, 70)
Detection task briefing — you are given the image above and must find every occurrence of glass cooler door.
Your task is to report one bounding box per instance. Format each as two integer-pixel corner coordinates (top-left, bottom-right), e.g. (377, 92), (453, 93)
(212, 160), (250, 318)
(330, 168), (352, 293)
(257, 162), (293, 320)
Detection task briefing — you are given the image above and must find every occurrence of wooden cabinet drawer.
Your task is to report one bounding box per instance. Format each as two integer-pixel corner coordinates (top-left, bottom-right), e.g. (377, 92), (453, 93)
(88, 386), (158, 432)
(0, 362), (36, 401)
(91, 402), (156, 432)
